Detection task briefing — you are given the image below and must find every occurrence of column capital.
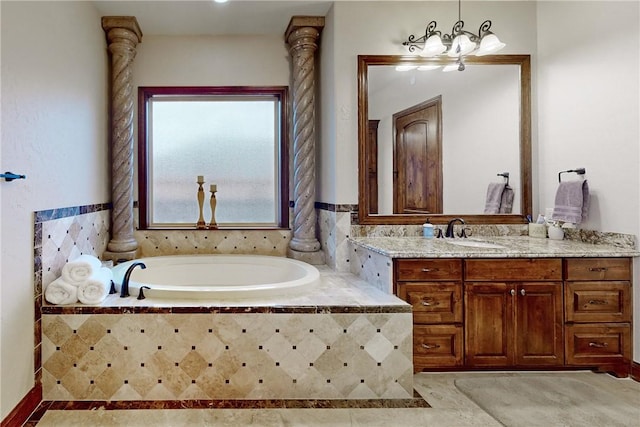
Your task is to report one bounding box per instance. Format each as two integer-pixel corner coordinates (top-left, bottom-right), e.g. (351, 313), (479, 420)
(102, 16), (143, 43)
(285, 16), (324, 45)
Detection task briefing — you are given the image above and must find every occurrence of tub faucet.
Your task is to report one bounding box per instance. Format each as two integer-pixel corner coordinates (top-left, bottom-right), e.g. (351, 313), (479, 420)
(121, 262), (146, 298)
(445, 218), (466, 238)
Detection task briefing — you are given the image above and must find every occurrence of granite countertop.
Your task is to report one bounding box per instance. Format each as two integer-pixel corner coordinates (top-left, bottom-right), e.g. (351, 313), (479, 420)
(350, 236), (640, 259)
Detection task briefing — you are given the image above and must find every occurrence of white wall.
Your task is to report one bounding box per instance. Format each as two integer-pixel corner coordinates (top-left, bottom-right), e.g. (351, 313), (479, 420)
(0, 1), (109, 418)
(132, 35), (290, 86)
(318, 1), (538, 204)
(536, 1), (639, 362)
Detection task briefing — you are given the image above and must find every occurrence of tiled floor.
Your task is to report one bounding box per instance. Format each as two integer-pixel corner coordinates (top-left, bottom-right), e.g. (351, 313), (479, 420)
(32, 371), (640, 426)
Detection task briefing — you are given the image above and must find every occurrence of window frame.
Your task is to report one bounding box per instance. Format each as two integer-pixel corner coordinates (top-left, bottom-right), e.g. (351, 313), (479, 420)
(137, 86), (289, 230)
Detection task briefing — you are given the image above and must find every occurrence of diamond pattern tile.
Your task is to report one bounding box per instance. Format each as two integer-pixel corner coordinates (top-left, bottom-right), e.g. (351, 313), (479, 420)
(41, 211), (110, 288)
(42, 313), (413, 401)
(135, 229), (292, 258)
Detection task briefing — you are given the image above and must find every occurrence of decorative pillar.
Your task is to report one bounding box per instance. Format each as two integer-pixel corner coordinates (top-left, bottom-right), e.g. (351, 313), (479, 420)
(101, 17), (142, 262)
(285, 16), (325, 265)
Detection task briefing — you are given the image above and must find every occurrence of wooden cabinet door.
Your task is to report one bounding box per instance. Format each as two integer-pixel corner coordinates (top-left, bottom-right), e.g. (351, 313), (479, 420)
(515, 282), (564, 366)
(465, 282), (514, 366)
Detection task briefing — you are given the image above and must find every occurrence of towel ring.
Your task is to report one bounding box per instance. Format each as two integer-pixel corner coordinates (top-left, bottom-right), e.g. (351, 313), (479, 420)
(497, 172), (509, 186)
(558, 168), (586, 183)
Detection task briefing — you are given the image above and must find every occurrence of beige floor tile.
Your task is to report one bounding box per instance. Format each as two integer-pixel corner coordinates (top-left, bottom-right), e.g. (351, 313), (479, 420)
(36, 371), (639, 426)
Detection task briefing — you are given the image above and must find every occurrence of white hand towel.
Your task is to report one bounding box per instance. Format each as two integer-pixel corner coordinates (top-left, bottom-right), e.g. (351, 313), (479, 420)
(61, 254), (102, 286)
(45, 278), (78, 305)
(484, 182), (506, 214)
(77, 267), (113, 305)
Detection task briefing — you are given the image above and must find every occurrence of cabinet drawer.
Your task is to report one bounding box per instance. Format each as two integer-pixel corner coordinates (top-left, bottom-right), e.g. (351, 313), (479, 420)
(397, 283), (462, 323)
(414, 325), (463, 369)
(565, 258), (631, 281)
(565, 282), (631, 322)
(565, 324), (630, 366)
(465, 258), (562, 281)
(395, 259), (462, 281)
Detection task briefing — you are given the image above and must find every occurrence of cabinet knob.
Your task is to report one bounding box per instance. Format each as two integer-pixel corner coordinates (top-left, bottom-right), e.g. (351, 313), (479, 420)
(589, 341), (608, 348)
(520, 289), (526, 296)
(588, 299), (607, 305)
(510, 289), (516, 296)
(422, 343), (440, 350)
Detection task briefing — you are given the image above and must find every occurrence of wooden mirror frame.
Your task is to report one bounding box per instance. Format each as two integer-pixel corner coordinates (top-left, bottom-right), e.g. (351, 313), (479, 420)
(357, 54), (531, 225)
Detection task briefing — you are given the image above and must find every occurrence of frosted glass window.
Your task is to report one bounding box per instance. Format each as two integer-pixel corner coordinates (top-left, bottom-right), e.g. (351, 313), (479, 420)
(138, 87), (289, 229)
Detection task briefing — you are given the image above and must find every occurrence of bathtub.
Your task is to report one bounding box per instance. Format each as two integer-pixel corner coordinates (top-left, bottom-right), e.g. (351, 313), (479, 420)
(111, 255), (320, 299)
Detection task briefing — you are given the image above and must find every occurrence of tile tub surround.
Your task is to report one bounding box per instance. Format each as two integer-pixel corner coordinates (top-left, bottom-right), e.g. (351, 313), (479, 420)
(317, 203), (357, 273)
(41, 268), (414, 402)
(134, 229), (292, 258)
(34, 204), (111, 391)
(350, 247), (393, 294)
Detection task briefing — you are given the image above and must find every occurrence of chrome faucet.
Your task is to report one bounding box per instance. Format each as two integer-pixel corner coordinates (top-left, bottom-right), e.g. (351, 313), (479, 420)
(120, 262), (146, 298)
(445, 218), (466, 238)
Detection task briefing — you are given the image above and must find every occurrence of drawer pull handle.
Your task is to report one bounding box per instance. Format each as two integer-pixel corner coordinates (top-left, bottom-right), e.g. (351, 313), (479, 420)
(589, 341), (608, 348)
(588, 299), (607, 305)
(588, 267), (608, 272)
(422, 343), (440, 349)
(421, 299), (439, 307)
(421, 268), (439, 273)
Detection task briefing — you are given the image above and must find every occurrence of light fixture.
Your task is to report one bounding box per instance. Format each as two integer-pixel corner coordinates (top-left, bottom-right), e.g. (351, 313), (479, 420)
(402, 0), (505, 71)
(395, 65), (418, 72)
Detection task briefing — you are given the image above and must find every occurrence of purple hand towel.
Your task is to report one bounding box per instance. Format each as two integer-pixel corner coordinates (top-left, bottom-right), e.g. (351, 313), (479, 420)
(499, 185), (514, 214)
(551, 180), (590, 224)
(484, 182), (506, 214)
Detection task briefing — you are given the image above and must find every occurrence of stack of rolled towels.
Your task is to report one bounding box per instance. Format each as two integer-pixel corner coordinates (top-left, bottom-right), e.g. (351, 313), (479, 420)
(44, 254), (113, 305)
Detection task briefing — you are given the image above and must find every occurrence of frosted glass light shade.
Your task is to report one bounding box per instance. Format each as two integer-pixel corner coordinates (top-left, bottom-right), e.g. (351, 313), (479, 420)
(442, 63), (459, 72)
(447, 34), (476, 57)
(417, 65), (441, 71)
(395, 65), (418, 71)
(421, 34), (446, 57)
(475, 33), (506, 56)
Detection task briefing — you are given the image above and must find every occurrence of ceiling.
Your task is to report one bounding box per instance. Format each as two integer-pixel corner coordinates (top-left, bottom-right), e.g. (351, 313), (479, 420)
(91, 1), (334, 36)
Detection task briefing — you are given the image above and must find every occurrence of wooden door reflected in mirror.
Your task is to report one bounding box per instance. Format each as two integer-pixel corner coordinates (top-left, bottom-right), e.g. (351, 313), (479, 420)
(393, 95), (442, 215)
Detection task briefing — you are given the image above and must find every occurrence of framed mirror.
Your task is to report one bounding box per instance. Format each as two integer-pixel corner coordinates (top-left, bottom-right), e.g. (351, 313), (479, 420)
(358, 54), (531, 225)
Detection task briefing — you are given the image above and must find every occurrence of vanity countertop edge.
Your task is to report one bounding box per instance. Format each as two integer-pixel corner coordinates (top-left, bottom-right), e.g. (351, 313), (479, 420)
(349, 236), (640, 259)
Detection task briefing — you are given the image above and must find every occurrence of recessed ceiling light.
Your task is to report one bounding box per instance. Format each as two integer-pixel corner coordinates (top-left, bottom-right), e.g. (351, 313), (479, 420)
(214, 0), (228, 3)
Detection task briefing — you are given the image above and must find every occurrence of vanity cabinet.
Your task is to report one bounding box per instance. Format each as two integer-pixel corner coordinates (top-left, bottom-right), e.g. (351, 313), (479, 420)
(394, 256), (632, 376)
(394, 259), (463, 371)
(564, 258), (632, 376)
(464, 259), (564, 367)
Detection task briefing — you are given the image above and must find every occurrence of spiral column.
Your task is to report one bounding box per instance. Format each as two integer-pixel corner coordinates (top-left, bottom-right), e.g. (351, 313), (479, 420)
(285, 17), (325, 265)
(102, 17), (142, 262)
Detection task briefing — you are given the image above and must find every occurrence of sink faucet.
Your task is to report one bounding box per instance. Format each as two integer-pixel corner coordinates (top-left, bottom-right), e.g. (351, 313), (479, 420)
(445, 218), (466, 238)
(120, 262), (146, 298)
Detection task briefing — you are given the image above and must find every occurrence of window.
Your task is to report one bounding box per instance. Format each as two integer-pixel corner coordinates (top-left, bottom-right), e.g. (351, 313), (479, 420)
(138, 87), (289, 229)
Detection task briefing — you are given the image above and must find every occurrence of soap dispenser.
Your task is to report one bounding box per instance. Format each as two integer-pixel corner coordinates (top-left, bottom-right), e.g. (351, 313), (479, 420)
(422, 220), (434, 238)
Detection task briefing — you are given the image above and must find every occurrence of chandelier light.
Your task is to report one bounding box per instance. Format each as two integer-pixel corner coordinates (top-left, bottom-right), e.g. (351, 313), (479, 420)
(402, 0), (505, 71)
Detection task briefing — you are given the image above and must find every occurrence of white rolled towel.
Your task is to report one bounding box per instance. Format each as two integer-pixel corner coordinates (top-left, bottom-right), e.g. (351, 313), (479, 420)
(77, 267), (113, 305)
(61, 254), (102, 286)
(45, 278), (78, 305)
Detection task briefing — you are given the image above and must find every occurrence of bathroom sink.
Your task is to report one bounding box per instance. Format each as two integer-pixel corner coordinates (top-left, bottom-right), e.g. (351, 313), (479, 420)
(446, 240), (506, 249)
